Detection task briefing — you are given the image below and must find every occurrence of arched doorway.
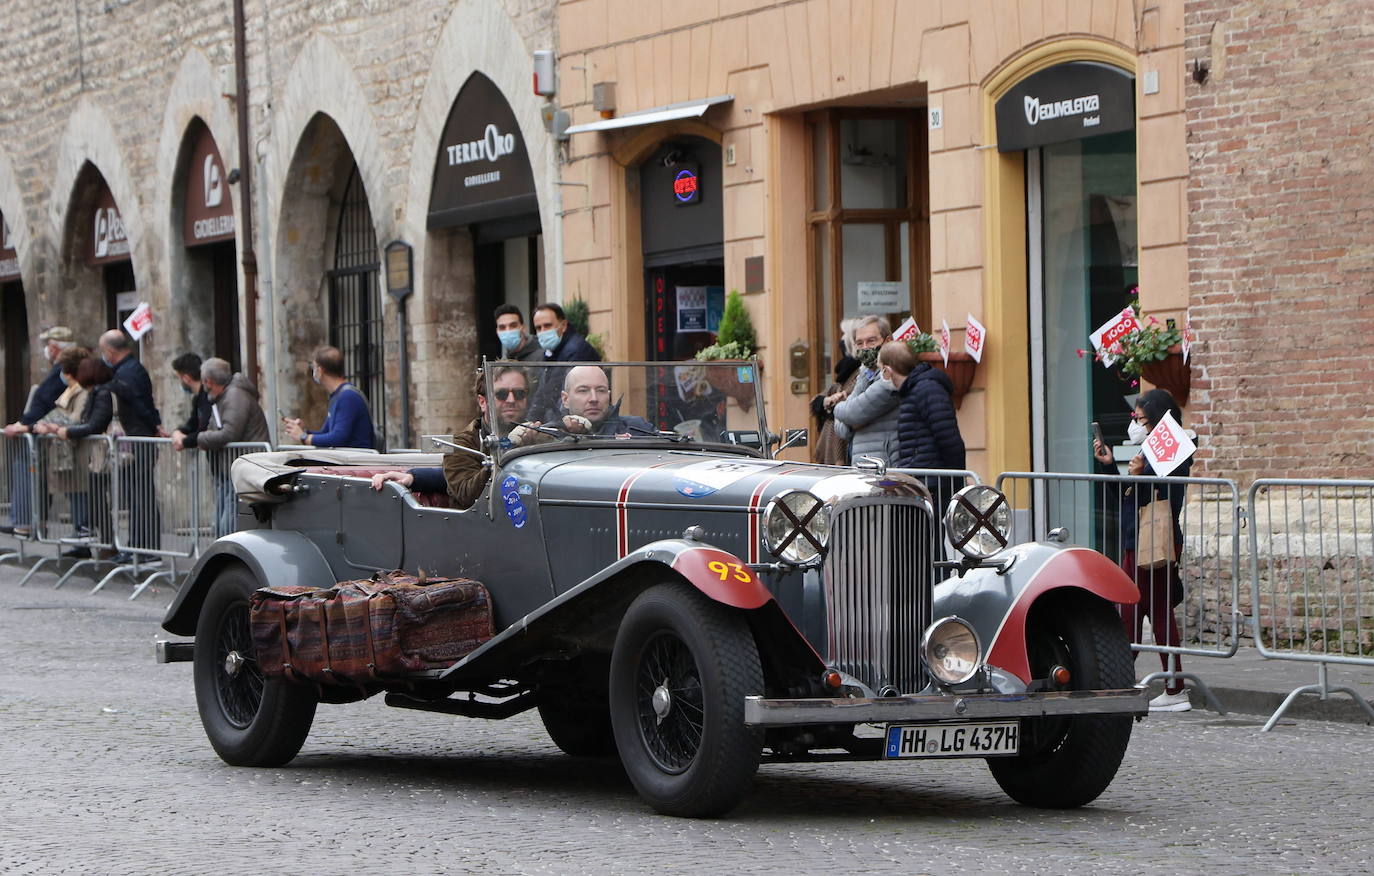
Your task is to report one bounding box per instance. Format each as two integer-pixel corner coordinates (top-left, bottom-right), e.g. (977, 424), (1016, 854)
(328, 166), (384, 439)
(0, 211), (27, 422)
(171, 119), (240, 370)
(276, 113), (384, 443)
(61, 163), (137, 350)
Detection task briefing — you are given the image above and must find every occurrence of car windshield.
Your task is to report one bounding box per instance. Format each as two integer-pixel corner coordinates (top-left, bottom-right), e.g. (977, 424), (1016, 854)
(482, 361), (766, 457)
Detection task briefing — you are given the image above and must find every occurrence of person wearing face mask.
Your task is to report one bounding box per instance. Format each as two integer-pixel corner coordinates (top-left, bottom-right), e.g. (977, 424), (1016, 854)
(493, 304), (543, 362)
(832, 316), (901, 466)
(1, 327), (78, 536)
(811, 319), (861, 466)
(28, 347), (94, 554)
(891, 338), (965, 512)
(526, 302), (601, 422)
(282, 346), (376, 449)
(168, 353), (212, 453)
(193, 358), (270, 536)
(50, 356), (116, 550)
(1093, 388), (1193, 712)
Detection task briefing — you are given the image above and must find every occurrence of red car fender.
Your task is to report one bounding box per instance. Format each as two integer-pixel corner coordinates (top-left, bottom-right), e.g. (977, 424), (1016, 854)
(984, 548), (1139, 684)
(670, 546), (773, 609)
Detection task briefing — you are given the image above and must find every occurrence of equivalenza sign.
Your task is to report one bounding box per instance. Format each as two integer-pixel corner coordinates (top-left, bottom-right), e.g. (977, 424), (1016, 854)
(427, 71), (538, 232)
(995, 62), (1135, 153)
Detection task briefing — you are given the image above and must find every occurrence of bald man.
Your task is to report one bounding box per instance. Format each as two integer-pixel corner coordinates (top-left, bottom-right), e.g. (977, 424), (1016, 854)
(558, 365), (655, 437)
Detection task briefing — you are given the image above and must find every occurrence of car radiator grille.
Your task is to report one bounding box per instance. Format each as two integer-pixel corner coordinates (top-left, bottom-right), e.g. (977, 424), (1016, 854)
(822, 501), (934, 695)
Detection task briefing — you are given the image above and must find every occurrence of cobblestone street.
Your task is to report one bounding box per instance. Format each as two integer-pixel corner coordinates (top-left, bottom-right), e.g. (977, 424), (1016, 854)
(1, 566), (1370, 875)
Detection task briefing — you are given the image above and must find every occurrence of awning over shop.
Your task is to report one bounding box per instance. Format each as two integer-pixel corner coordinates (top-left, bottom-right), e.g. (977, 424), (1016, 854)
(564, 95), (733, 135)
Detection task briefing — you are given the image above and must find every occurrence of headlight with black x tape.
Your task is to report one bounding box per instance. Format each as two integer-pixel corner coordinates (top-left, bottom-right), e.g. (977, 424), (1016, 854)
(944, 484), (1012, 561)
(763, 489), (831, 565)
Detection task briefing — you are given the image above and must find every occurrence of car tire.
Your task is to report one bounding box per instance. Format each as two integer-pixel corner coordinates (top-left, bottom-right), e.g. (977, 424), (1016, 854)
(538, 690), (617, 757)
(987, 594), (1134, 809)
(609, 582), (763, 817)
(193, 564), (317, 767)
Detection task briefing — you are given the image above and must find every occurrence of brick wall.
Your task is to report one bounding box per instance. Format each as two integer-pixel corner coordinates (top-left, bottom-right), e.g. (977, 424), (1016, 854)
(1186, 0), (1374, 481)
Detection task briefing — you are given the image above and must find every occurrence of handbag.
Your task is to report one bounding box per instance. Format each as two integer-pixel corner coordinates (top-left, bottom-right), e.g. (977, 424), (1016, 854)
(1136, 499), (1177, 569)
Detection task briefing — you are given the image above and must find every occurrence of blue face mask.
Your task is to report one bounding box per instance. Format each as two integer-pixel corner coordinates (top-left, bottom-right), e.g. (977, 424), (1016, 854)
(537, 328), (560, 352)
(497, 329), (522, 351)
(181, 383), (193, 395)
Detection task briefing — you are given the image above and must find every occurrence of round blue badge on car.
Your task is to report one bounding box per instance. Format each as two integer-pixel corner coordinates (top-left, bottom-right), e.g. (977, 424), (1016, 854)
(500, 475), (526, 528)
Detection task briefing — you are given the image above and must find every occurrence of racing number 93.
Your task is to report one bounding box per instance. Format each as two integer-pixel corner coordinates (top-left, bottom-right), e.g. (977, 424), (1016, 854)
(707, 560), (752, 583)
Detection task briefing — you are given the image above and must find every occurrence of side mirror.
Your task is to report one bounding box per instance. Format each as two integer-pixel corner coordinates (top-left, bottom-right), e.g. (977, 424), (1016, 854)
(775, 428), (809, 453)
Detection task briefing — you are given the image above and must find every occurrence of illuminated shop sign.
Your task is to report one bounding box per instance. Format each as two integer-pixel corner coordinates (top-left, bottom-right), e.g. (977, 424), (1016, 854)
(673, 166), (701, 206)
(995, 61), (1135, 152)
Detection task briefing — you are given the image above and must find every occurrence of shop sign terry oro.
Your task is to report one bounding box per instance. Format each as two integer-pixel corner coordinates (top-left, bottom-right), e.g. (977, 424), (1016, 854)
(995, 61), (1135, 153)
(428, 71), (538, 231)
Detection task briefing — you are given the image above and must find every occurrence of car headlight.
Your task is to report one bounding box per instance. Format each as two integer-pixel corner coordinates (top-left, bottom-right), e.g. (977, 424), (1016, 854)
(921, 617), (982, 685)
(944, 484), (1011, 560)
(763, 490), (830, 565)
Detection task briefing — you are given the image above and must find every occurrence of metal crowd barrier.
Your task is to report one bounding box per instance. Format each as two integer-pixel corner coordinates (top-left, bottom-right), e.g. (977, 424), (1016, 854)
(24, 435), (131, 591)
(1247, 478), (1374, 730)
(996, 470), (1244, 714)
(197, 441), (271, 545)
(1, 434), (37, 565)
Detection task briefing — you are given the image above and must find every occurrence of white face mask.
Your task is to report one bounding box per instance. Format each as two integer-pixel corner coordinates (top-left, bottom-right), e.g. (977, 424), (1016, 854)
(1127, 420), (1148, 444)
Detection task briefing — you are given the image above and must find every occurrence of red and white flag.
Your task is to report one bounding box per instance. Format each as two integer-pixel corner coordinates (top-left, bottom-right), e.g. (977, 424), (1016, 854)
(1181, 319), (1193, 364)
(964, 313), (986, 362)
(939, 319), (951, 366)
(1089, 307), (1141, 367)
(123, 302), (154, 341)
(1141, 411), (1196, 477)
(892, 316), (921, 342)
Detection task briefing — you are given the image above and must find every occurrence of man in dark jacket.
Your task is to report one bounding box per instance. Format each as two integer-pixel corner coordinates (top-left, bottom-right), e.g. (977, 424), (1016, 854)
(494, 304), (544, 362)
(889, 341), (965, 512)
(169, 352), (212, 451)
(528, 302), (601, 421)
(98, 329), (162, 557)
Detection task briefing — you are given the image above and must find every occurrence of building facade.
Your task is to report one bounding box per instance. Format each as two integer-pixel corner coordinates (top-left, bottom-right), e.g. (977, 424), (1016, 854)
(0, 0), (559, 445)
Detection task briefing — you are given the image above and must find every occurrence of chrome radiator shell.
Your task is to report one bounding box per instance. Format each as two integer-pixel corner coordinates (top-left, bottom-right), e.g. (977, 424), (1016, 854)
(821, 498), (935, 695)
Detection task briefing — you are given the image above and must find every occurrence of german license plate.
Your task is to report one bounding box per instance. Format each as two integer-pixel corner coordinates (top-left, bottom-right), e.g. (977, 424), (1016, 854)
(883, 721), (1020, 759)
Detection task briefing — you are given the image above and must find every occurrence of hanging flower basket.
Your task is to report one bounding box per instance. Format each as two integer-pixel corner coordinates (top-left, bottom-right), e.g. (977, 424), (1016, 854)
(917, 352), (977, 410)
(1138, 344), (1192, 407)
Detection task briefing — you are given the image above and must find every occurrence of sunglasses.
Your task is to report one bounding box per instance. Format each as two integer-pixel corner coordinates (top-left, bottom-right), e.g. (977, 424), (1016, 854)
(493, 388), (528, 401)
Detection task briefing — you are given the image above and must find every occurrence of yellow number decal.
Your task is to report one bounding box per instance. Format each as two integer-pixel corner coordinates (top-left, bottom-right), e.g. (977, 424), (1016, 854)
(730, 563), (752, 583)
(707, 560), (730, 581)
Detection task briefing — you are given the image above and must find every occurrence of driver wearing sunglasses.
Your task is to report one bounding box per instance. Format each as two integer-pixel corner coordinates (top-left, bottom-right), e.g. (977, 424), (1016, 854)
(370, 366), (531, 509)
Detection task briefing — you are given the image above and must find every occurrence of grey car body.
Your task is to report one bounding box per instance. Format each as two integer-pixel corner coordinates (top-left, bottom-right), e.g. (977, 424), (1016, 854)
(162, 361), (1147, 817)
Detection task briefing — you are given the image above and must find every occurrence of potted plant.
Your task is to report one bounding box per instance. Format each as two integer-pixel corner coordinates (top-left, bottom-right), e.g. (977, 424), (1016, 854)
(694, 290), (758, 411)
(907, 333), (977, 410)
(565, 297), (607, 359)
(1077, 314), (1189, 405)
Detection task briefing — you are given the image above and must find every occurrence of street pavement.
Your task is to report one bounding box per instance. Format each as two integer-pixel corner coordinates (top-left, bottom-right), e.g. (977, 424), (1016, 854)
(1, 558), (1372, 875)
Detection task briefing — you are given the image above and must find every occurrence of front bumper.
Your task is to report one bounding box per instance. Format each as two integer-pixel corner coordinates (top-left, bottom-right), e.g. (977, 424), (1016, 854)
(744, 687), (1149, 727)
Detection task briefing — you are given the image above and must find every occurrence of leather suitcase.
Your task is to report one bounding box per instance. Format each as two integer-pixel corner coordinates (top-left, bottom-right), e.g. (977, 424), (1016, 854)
(249, 570), (494, 686)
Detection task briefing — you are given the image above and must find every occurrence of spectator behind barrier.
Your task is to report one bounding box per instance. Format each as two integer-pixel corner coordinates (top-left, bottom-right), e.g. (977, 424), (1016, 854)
(169, 352), (212, 452)
(282, 345), (376, 449)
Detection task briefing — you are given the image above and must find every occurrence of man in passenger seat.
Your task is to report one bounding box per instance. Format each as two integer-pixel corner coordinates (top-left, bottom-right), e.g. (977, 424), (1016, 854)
(369, 366), (530, 509)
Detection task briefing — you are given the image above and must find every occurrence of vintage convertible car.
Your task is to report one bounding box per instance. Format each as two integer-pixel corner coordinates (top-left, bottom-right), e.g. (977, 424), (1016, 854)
(159, 361), (1147, 817)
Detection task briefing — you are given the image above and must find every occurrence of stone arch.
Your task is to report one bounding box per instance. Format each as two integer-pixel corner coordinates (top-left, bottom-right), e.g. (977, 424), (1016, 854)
(154, 49), (243, 371)
(47, 97), (146, 349)
(403, 0), (556, 434)
(268, 35), (393, 435)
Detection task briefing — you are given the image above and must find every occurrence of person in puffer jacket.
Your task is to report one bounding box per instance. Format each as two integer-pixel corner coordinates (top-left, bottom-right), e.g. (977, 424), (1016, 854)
(890, 341), (965, 511)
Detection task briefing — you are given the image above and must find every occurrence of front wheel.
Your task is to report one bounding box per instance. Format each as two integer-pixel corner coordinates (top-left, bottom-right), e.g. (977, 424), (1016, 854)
(987, 594), (1135, 808)
(609, 582), (763, 817)
(193, 565), (317, 766)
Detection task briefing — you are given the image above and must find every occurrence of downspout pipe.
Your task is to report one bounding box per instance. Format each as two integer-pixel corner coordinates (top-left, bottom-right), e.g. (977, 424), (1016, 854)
(232, 0), (259, 385)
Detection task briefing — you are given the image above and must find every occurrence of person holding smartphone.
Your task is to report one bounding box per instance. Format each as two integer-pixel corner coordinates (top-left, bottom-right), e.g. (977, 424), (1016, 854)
(1092, 389), (1193, 712)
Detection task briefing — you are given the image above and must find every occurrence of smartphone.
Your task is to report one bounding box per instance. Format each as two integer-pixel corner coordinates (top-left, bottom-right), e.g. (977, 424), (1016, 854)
(1091, 421), (1105, 448)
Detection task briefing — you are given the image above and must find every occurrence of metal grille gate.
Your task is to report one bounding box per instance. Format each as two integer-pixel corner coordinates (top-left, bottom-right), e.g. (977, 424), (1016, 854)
(327, 166), (384, 445)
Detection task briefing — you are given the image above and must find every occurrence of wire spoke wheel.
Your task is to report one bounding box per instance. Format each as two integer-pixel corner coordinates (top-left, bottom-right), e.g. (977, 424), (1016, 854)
(214, 604), (265, 729)
(636, 631), (706, 774)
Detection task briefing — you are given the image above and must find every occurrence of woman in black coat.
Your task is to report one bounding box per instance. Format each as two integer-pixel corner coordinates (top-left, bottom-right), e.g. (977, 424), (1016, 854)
(56, 357), (116, 543)
(1092, 388), (1192, 712)
(892, 360), (966, 512)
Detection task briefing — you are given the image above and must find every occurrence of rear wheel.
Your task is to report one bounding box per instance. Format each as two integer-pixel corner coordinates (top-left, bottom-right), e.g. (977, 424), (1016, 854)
(609, 582), (763, 817)
(987, 595), (1134, 808)
(193, 565), (317, 766)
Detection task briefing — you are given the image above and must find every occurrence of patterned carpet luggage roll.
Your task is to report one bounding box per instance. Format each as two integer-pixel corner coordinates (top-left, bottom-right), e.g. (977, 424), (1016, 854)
(249, 570), (494, 685)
